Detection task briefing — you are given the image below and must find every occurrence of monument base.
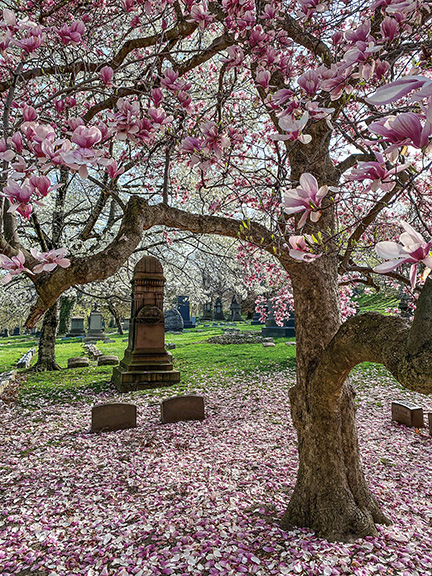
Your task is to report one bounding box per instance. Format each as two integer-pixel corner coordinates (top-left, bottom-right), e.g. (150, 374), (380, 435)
(261, 326), (295, 338)
(66, 330), (86, 337)
(112, 366), (180, 391)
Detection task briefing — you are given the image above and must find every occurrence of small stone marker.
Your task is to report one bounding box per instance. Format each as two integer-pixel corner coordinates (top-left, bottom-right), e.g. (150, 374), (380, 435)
(97, 355), (119, 366)
(161, 395), (205, 424)
(285, 341), (296, 346)
(391, 401), (424, 428)
(263, 342), (276, 347)
(91, 403), (137, 432)
(68, 357), (90, 369)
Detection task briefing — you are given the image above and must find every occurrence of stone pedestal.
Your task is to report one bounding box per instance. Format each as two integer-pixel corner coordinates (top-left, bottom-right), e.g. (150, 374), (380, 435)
(66, 316), (86, 337)
(84, 310), (108, 342)
(112, 256), (180, 391)
(177, 295), (195, 328)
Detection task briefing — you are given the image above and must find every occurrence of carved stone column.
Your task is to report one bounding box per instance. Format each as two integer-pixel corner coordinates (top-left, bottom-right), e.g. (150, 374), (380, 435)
(112, 256), (181, 391)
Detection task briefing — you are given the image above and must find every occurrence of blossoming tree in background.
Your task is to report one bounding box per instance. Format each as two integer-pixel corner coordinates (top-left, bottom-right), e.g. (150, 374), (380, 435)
(1, 0), (432, 541)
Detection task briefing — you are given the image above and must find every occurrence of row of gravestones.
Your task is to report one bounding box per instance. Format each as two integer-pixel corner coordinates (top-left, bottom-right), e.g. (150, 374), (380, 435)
(91, 395), (205, 432)
(392, 401), (432, 435)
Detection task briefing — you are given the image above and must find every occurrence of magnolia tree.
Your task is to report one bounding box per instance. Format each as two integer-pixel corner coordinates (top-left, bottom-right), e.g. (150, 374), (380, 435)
(1, 0), (432, 541)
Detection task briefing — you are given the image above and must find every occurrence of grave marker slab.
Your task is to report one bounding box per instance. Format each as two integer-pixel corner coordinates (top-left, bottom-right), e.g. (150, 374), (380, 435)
(97, 355), (119, 366)
(68, 357), (90, 368)
(391, 401), (424, 428)
(91, 403), (137, 432)
(161, 395), (205, 424)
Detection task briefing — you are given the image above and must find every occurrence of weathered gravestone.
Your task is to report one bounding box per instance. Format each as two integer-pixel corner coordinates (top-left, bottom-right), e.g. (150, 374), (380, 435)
(229, 296), (242, 322)
(202, 302), (213, 321)
(122, 318), (130, 331)
(164, 309), (184, 332)
(66, 316), (86, 337)
(391, 401), (424, 428)
(214, 297), (225, 321)
(68, 357), (90, 369)
(91, 403), (137, 432)
(161, 395), (205, 424)
(84, 309), (109, 342)
(13, 327), (20, 336)
(98, 355), (119, 366)
(261, 301), (296, 338)
(177, 295), (195, 328)
(112, 256), (181, 391)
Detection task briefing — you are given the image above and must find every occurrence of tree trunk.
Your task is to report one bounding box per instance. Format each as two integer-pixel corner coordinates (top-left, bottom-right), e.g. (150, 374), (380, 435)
(33, 301), (60, 371)
(281, 257), (391, 541)
(108, 302), (124, 335)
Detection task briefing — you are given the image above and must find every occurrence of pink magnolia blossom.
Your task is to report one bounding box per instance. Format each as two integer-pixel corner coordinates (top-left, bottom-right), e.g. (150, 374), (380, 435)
(0, 250), (32, 284)
(187, 2), (214, 29)
(106, 160), (124, 179)
(14, 25), (44, 54)
(30, 248), (71, 273)
(0, 138), (14, 162)
(298, 70), (320, 95)
(288, 235), (322, 262)
(366, 75), (432, 106)
(29, 175), (51, 197)
(99, 66), (114, 86)
(71, 125), (102, 148)
(3, 179), (33, 218)
(273, 111), (311, 144)
(374, 222), (432, 287)
(368, 113), (432, 154)
(22, 105), (37, 122)
(283, 173), (336, 228)
(255, 70), (271, 89)
(109, 98), (140, 140)
(57, 21), (85, 45)
(348, 153), (411, 192)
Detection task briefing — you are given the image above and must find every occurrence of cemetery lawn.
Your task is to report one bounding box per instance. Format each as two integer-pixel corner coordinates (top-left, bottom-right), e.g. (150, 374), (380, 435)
(1, 327), (432, 575)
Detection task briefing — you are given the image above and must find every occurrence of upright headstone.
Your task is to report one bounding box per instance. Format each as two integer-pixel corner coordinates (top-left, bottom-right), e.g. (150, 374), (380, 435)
(112, 256), (181, 391)
(229, 296), (242, 322)
(91, 403), (137, 432)
(4, 328), (9, 337)
(84, 309), (108, 342)
(202, 301), (213, 321)
(214, 297), (225, 320)
(123, 318), (130, 331)
(66, 316), (86, 337)
(177, 295), (195, 328)
(164, 309), (184, 332)
(13, 327), (20, 336)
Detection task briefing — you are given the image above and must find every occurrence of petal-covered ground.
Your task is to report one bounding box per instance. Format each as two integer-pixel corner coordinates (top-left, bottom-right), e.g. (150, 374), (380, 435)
(1, 367), (432, 576)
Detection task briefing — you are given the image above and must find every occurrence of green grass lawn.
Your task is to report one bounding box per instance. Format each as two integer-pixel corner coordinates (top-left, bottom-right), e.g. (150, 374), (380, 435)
(0, 324), (297, 408)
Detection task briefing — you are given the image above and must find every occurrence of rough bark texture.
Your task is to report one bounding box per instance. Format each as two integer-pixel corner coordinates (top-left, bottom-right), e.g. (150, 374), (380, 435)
(33, 301), (60, 371)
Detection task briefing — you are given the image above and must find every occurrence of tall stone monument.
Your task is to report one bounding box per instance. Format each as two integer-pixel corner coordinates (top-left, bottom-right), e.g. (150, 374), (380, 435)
(112, 256), (181, 391)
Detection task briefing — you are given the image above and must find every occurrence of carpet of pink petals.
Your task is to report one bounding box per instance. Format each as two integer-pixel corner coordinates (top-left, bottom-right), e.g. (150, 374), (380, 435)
(1, 367), (432, 576)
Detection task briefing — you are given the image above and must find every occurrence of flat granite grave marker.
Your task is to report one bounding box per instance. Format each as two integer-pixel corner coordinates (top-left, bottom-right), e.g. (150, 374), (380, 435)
(91, 403), (137, 432)
(68, 357), (90, 368)
(391, 401), (424, 428)
(161, 395), (205, 424)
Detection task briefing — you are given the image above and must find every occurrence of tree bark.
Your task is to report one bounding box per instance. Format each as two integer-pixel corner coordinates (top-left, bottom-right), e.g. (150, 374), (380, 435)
(33, 301), (60, 371)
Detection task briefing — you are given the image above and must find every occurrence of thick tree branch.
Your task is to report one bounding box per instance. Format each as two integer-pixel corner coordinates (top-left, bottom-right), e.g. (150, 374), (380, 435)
(26, 198), (283, 326)
(315, 280), (432, 397)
